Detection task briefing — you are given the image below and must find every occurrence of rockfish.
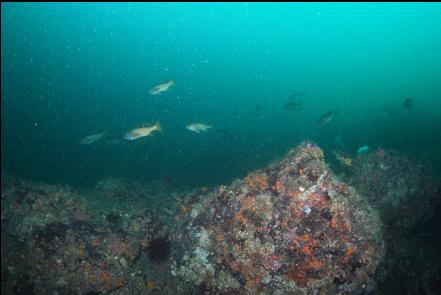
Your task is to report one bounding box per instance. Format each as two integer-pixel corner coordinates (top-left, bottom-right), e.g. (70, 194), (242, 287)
(186, 123), (212, 134)
(124, 122), (161, 140)
(149, 79), (175, 95)
(79, 132), (109, 145)
(318, 111), (336, 127)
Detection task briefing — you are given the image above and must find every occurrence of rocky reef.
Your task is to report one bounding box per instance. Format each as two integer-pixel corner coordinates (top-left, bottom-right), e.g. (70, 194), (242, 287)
(1, 175), (172, 294)
(346, 149), (441, 294)
(8, 142), (439, 294)
(349, 149), (440, 232)
(171, 142), (385, 294)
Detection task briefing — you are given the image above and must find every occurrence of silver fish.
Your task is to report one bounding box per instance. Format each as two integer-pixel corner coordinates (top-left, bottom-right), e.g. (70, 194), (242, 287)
(79, 132), (109, 145)
(149, 79), (175, 95)
(318, 111), (336, 127)
(186, 123), (212, 134)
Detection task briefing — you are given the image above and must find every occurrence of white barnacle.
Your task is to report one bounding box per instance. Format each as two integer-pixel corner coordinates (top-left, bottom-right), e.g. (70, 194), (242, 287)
(302, 205), (312, 215)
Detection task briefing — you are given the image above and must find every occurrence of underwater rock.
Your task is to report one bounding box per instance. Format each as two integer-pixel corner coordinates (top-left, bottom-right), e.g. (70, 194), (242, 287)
(345, 149), (441, 294)
(1, 176), (171, 295)
(381, 231), (441, 295)
(171, 141), (385, 294)
(349, 149), (440, 233)
(0, 176), (90, 237)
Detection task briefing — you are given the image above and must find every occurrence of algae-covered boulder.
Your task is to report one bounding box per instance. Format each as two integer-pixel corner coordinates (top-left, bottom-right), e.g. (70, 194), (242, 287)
(171, 141), (385, 294)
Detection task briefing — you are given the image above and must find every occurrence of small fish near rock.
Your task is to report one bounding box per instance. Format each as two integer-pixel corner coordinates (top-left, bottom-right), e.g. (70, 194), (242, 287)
(333, 150), (353, 166)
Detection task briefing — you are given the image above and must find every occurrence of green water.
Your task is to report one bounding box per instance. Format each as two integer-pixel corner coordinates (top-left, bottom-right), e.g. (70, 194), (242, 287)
(2, 3), (441, 188)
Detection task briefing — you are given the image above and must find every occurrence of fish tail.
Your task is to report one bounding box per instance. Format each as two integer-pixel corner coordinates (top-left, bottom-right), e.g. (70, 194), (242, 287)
(155, 122), (162, 132)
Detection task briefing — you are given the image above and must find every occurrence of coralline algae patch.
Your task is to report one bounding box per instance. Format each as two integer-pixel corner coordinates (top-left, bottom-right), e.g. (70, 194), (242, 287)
(171, 141), (385, 294)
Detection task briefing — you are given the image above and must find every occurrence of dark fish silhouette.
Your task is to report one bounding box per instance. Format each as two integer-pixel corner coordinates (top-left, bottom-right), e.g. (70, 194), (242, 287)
(283, 93), (304, 112)
(403, 97), (414, 110)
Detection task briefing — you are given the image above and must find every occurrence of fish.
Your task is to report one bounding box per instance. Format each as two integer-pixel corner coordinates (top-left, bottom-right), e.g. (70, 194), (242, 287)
(356, 145), (370, 155)
(79, 132), (110, 145)
(283, 93), (304, 112)
(332, 150), (353, 167)
(283, 100), (303, 112)
(403, 97), (414, 110)
(149, 79), (175, 95)
(123, 122), (161, 140)
(318, 111), (336, 127)
(186, 123), (212, 134)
